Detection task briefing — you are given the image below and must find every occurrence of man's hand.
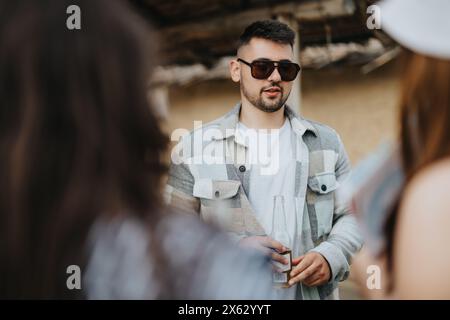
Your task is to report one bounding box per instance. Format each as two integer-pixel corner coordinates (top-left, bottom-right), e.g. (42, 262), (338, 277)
(288, 252), (331, 287)
(239, 236), (289, 266)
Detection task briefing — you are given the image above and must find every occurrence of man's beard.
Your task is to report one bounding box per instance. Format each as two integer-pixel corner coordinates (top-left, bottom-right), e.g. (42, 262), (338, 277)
(241, 82), (290, 113)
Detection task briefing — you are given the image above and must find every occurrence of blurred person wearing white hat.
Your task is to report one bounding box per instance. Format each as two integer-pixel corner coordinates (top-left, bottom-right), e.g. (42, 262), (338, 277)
(351, 0), (450, 299)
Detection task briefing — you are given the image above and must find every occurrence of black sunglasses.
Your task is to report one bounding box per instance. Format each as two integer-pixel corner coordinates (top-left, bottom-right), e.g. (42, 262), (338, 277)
(237, 58), (301, 82)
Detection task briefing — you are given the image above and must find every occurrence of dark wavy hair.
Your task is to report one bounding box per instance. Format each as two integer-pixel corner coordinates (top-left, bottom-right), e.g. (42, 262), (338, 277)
(0, 0), (168, 298)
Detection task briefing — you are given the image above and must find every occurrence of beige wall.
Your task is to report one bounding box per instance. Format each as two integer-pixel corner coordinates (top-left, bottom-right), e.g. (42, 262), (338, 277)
(166, 61), (400, 165)
(301, 63), (400, 164)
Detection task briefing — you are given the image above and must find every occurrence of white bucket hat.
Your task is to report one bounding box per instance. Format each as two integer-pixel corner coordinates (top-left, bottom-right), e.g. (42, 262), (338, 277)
(379, 0), (450, 60)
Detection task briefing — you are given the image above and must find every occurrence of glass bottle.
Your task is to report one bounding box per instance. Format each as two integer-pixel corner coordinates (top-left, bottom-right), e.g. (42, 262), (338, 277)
(270, 195), (292, 288)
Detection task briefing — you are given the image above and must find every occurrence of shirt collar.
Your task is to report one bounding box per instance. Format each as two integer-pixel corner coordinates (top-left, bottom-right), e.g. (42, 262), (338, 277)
(215, 102), (317, 145)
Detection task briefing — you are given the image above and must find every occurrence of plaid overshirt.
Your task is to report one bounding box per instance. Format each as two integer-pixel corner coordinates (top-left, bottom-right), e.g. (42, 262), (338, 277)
(165, 103), (363, 299)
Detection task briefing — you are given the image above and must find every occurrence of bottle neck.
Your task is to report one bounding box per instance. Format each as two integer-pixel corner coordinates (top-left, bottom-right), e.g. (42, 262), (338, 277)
(271, 195), (291, 248)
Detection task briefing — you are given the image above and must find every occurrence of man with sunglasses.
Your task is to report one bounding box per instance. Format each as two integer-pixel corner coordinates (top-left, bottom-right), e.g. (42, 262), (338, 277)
(166, 20), (363, 300)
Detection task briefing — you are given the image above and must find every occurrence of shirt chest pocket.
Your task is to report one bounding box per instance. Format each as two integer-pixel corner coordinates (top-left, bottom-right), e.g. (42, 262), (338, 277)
(306, 172), (338, 240)
(193, 178), (242, 228)
(193, 178), (241, 202)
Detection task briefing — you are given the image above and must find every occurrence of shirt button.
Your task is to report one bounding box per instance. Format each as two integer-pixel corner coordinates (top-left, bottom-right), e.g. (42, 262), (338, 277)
(215, 190), (220, 198)
(321, 185), (327, 192)
(239, 165), (246, 172)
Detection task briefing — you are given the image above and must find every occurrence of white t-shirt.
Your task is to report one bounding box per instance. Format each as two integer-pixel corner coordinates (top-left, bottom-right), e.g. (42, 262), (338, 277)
(237, 118), (302, 299)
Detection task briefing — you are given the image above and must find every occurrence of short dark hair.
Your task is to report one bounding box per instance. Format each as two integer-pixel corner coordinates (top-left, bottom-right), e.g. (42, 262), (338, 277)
(237, 20), (295, 51)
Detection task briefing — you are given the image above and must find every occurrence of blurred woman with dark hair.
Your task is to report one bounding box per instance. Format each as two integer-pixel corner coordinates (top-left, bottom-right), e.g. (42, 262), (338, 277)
(0, 0), (273, 299)
(351, 0), (450, 299)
